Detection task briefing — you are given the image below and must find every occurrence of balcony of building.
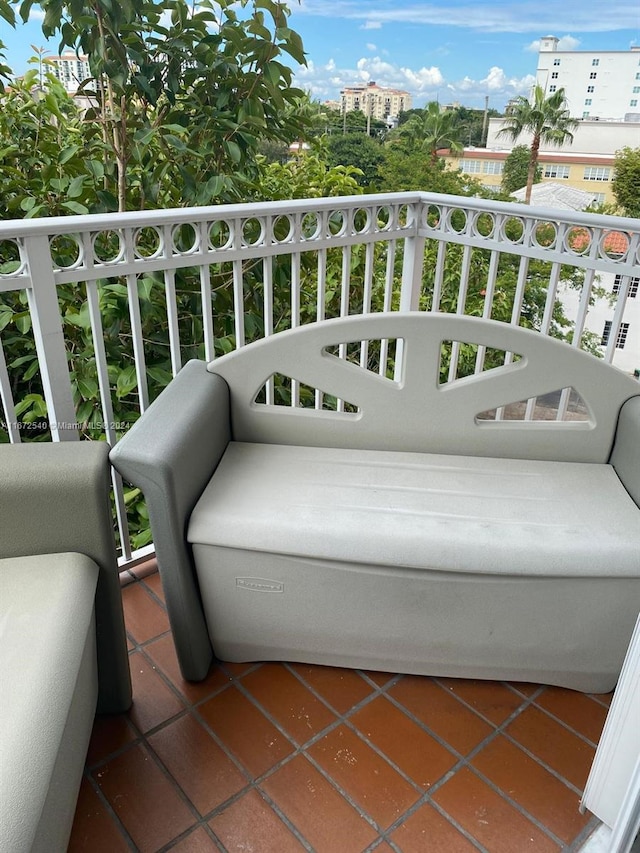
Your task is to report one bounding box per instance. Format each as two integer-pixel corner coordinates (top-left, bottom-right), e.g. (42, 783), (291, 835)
(1, 192), (639, 852)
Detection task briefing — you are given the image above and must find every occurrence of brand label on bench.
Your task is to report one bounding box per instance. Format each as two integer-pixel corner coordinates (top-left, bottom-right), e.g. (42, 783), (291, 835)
(236, 577), (284, 593)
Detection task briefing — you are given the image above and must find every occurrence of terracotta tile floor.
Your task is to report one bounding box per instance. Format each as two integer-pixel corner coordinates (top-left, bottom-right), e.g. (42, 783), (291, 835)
(69, 568), (611, 852)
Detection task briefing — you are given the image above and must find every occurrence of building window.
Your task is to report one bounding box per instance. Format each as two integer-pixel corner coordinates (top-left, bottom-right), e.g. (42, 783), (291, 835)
(601, 321), (630, 349)
(582, 111), (590, 118)
(549, 85), (557, 93)
(583, 166), (611, 181)
(589, 72), (598, 79)
(592, 58), (600, 66)
(551, 71), (559, 79)
(585, 98), (592, 105)
(631, 100), (638, 107)
(591, 192), (606, 205)
(633, 86), (640, 93)
(483, 160), (504, 175)
(613, 275), (639, 298)
(460, 160), (482, 174)
(587, 85), (595, 92)
(553, 58), (561, 66)
(636, 72), (640, 79)
(543, 163), (570, 178)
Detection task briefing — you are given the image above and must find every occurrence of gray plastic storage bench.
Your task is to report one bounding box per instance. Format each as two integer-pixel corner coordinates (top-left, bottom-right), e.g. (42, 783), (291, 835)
(0, 442), (132, 853)
(111, 313), (640, 694)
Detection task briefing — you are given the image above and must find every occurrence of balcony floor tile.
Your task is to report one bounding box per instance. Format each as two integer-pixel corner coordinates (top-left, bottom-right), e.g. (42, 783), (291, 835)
(70, 570), (606, 852)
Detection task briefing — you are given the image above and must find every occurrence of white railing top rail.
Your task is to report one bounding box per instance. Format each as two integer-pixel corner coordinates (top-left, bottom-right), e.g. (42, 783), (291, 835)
(1, 192), (638, 293)
(0, 192), (418, 238)
(1, 191), (639, 239)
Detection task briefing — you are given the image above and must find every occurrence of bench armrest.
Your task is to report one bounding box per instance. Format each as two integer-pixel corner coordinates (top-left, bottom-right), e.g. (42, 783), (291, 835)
(0, 441), (131, 713)
(610, 395), (640, 508)
(110, 359), (231, 681)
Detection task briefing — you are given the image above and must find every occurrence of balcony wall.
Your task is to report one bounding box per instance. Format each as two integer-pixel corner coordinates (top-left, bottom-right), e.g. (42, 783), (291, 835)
(0, 192), (638, 563)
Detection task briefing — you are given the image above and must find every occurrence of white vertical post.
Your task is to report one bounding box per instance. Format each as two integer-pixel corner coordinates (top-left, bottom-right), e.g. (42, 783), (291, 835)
(398, 205), (426, 313)
(0, 339), (20, 443)
(23, 235), (78, 441)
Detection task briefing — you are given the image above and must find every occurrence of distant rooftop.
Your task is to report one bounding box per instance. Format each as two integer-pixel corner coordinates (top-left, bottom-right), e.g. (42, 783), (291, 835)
(511, 183), (598, 211)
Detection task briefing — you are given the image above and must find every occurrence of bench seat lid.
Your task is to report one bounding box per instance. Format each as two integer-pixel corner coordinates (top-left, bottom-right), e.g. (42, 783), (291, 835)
(187, 442), (640, 578)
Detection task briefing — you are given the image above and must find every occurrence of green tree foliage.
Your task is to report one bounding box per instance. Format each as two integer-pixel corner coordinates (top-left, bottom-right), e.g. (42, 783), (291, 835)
(255, 149), (363, 200)
(399, 104), (501, 147)
(377, 148), (486, 196)
(0, 70), (106, 217)
(501, 145), (542, 196)
(455, 105), (501, 147)
(10, 0), (309, 211)
(392, 101), (464, 163)
(497, 85), (577, 204)
(326, 133), (385, 188)
(317, 106), (388, 138)
(612, 147), (640, 218)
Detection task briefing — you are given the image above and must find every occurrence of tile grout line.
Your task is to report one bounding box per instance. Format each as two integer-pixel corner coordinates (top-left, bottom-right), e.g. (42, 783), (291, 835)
(82, 768), (140, 852)
(466, 761), (573, 849)
(567, 816), (606, 852)
(500, 730), (589, 797)
(528, 697), (605, 749)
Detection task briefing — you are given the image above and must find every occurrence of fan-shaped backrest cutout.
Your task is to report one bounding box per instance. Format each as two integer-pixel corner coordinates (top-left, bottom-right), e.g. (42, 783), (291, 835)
(439, 340), (523, 385)
(254, 373), (360, 413)
(322, 337), (404, 383)
(476, 387), (590, 422)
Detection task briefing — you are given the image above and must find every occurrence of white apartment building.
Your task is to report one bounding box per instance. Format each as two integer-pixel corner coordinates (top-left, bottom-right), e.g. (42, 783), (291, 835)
(559, 269), (640, 375)
(47, 54), (91, 93)
(536, 36), (640, 121)
(340, 82), (412, 121)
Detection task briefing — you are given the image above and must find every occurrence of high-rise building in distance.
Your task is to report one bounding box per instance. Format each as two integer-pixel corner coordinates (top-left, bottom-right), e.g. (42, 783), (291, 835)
(340, 82), (412, 122)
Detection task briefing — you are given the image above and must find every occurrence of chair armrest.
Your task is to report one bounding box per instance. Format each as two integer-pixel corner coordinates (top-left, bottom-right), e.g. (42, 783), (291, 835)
(110, 359), (232, 681)
(610, 395), (640, 508)
(0, 441), (131, 713)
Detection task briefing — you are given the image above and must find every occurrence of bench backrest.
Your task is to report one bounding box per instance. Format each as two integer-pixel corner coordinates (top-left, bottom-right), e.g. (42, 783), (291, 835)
(208, 313), (639, 463)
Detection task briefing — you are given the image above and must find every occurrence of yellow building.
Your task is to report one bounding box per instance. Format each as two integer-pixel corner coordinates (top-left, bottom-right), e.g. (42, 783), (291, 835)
(443, 148), (617, 204)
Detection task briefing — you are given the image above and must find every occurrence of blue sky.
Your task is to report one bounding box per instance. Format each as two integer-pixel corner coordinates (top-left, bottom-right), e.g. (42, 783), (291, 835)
(2, 1), (639, 110)
(287, 1), (640, 109)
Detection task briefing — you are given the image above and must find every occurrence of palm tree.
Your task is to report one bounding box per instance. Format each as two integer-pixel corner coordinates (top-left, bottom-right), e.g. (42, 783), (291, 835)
(396, 102), (464, 164)
(498, 85), (578, 204)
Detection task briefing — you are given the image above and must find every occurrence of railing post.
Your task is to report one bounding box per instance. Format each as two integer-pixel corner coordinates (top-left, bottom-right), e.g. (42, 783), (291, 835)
(23, 235), (78, 442)
(395, 202), (426, 381)
(0, 340), (20, 443)
(398, 201), (426, 313)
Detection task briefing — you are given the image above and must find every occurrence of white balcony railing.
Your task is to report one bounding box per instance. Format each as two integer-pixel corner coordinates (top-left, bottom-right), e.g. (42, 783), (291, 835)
(1, 192), (638, 564)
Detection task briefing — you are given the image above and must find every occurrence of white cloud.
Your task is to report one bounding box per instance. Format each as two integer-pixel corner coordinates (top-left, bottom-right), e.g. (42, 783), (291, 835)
(402, 65), (445, 90)
(360, 21), (382, 30)
(526, 34), (581, 52)
(294, 55), (533, 109)
(366, 43), (377, 51)
(448, 66), (535, 102)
